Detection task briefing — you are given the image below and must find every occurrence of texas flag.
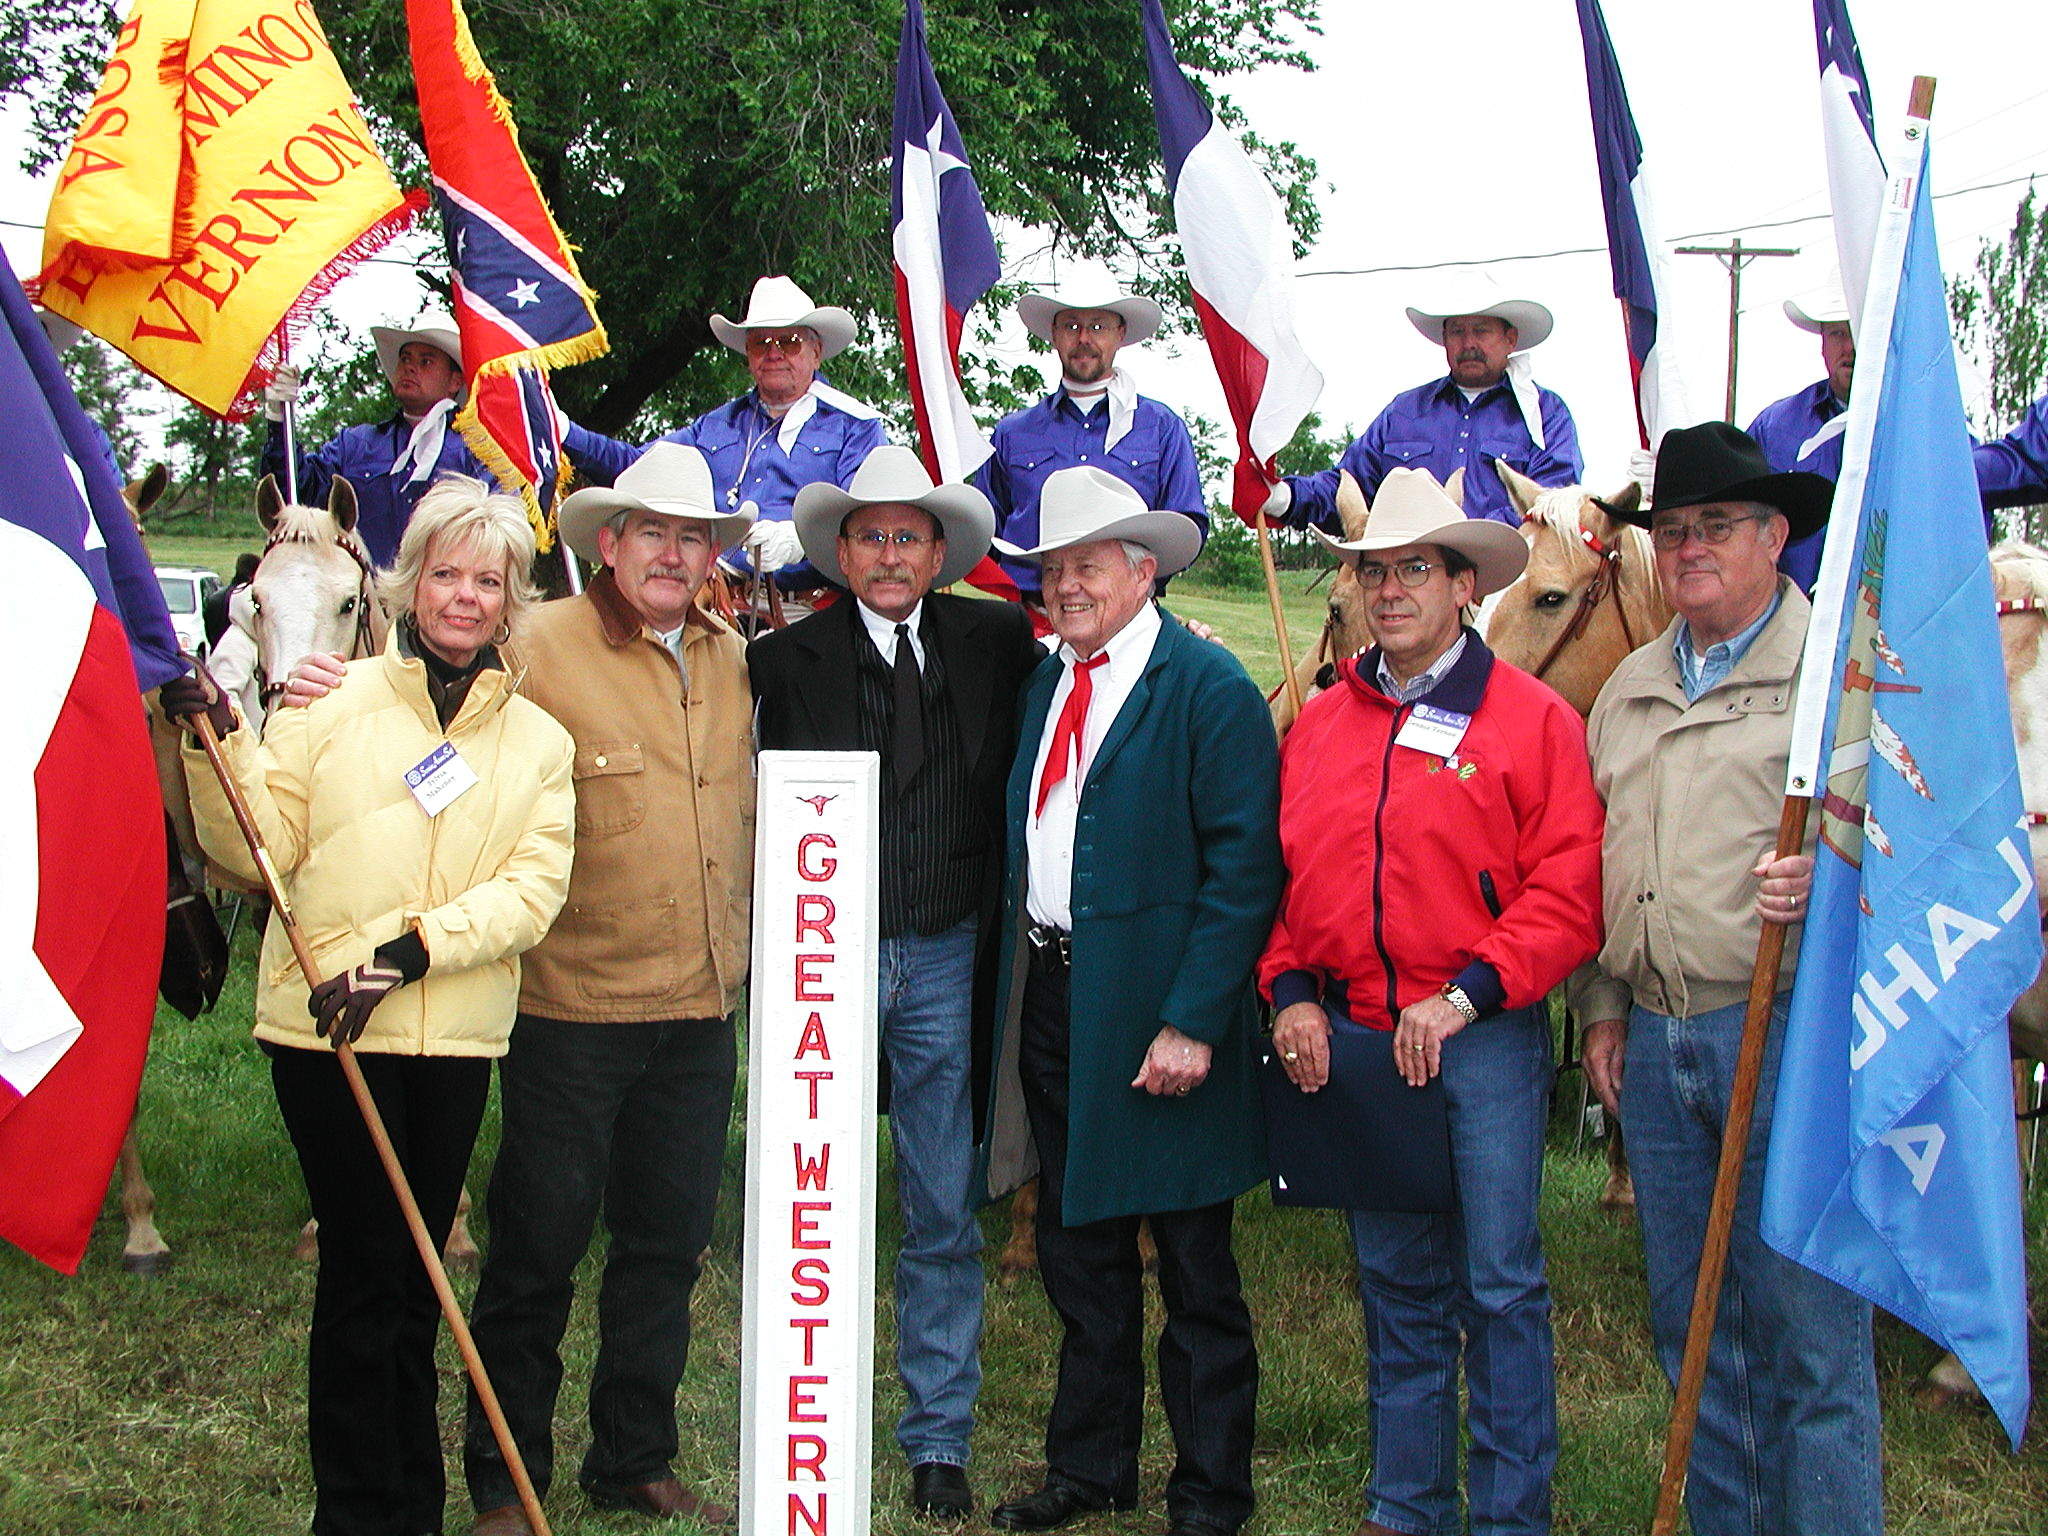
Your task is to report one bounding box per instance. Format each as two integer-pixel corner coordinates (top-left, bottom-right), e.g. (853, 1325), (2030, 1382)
(406, 0), (607, 546)
(1575, 0), (1690, 447)
(0, 258), (177, 1274)
(1141, 0), (1321, 521)
(891, 0), (1015, 600)
(1813, 0), (1886, 325)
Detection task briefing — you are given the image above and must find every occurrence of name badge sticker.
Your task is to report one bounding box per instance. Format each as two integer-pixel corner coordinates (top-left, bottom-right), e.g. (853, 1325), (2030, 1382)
(405, 741), (479, 817)
(1394, 703), (1472, 760)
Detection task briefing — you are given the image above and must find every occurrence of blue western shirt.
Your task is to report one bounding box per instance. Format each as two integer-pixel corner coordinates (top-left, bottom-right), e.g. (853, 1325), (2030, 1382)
(564, 389), (887, 587)
(1674, 589), (1781, 702)
(973, 389), (1208, 596)
(262, 415), (493, 568)
(1284, 375), (1582, 530)
(1749, 381), (2048, 591)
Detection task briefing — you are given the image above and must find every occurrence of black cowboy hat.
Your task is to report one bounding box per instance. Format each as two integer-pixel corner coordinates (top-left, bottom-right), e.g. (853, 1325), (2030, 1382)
(1598, 420), (1834, 540)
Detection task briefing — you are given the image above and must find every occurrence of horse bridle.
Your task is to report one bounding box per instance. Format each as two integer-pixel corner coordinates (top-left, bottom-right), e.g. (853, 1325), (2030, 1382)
(1521, 517), (1641, 683)
(255, 529), (380, 708)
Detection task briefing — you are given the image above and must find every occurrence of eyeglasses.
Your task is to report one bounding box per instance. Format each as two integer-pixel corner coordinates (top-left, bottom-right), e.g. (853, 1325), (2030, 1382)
(1354, 558), (1443, 589)
(746, 331), (812, 353)
(848, 530), (936, 550)
(1053, 319), (1124, 337)
(1648, 512), (1765, 550)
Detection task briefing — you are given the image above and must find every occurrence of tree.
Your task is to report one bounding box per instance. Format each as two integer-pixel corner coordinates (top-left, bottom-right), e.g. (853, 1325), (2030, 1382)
(61, 335), (154, 482)
(1950, 184), (2048, 538)
(4, 0), (1321, 443)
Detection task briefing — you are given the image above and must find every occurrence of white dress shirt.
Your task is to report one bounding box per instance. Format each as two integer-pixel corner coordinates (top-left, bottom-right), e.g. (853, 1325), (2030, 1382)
(1025, 600), (1162, 929)
(856, 597), (927, 668)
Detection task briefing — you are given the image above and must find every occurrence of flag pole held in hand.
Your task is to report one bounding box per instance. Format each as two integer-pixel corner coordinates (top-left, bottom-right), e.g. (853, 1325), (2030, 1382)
(185, 711), (554, 1536)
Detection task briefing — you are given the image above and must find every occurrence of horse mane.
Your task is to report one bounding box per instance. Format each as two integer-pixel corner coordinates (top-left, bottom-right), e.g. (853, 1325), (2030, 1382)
(265, 499), (370, 562)
(1990, 539), (2048, 603)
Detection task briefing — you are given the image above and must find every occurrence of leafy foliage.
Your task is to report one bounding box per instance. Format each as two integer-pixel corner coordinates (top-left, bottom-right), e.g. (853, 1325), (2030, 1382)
(3, 0), (1321, 444)
(1950, 184), (2047, 437)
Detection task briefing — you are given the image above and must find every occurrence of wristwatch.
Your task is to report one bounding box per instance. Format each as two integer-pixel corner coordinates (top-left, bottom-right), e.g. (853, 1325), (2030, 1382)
(1438, 982), (1479, 1025)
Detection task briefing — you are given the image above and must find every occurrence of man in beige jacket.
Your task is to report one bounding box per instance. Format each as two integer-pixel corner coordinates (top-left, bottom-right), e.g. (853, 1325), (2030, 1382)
(1571, 422), (1881, 1536)
(464, 444), (755, 1534)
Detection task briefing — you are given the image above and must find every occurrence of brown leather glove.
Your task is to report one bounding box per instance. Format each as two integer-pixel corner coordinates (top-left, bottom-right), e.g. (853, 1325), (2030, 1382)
(159, 659), (237, 738)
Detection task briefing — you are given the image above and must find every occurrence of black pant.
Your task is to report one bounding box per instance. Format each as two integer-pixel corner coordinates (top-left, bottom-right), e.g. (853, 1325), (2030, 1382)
(1016, 958), (1258, 1532)
(270, 1045), (491, 1536)
(463, 1014), (736, 1512)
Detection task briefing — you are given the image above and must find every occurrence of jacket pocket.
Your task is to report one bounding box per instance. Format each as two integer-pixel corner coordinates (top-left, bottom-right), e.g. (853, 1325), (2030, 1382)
(1478, 869), (1504, 918)
(573, 741), (645, 837)
(569, 895), (681, 1003)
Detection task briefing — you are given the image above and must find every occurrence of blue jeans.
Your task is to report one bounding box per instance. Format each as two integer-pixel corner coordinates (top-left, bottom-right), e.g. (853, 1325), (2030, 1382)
(879, 918), (985, 1467)
(1622, 999), (1882, 1536)
(1347, 1004), (1555, 1536)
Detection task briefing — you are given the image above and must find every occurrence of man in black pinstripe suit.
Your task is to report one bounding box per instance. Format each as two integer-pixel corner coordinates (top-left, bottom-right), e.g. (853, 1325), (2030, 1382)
(751, 445), (1046, 1521)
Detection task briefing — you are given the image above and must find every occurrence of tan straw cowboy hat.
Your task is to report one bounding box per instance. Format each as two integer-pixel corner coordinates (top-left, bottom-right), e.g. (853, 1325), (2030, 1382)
(792, 445), (996, 589)
(556, 442), (756, 561)
(993, 464), (1201, 577)
(1311, 467), (1529, 599)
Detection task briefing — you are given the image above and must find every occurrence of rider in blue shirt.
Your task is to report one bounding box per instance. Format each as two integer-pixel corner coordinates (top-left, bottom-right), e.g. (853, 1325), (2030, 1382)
(973, 284), (1207, 602)
(1750, 296), (2048, 590)
(1272, 297), (1582, 530)
(260, 320), (490, 567)
(563, 277), (885, 593)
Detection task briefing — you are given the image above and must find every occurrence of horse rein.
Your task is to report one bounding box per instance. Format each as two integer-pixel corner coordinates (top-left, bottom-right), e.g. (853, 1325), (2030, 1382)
(255, 528), (379, 708)
(1522, 518), (1640, 683)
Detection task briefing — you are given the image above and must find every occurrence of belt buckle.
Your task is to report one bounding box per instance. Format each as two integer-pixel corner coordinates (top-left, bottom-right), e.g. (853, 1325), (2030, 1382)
(1028, 924), (1071, 968)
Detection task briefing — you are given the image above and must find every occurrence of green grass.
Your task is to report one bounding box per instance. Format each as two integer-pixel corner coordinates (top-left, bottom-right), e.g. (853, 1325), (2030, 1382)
(7, 577), (2044, 1536)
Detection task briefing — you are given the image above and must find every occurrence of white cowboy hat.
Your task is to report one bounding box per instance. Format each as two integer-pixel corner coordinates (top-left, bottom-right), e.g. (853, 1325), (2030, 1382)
(993, 464), (1201, 577)
(1311, 467), (1529, 599)
(556, 442), (756, 562)
(1404, 295), (1553, 351)
(1016, 288), (1163, 346)
(370, 318), (463, 384)
(792, 444), (996, 589)
(709, 275), (857, 359)
(1784, 294), (1851, 333)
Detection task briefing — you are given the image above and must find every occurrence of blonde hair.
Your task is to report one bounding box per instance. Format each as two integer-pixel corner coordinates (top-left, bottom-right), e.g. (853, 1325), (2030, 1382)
(377, 474), (542, 636)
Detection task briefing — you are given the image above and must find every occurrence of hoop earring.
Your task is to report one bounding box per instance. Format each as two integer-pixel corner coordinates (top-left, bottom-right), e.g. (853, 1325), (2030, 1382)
(492, 620), (512, 645)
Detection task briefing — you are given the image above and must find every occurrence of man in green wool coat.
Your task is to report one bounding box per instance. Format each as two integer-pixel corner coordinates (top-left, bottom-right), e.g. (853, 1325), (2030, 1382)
(977, 465), (1281, 1536)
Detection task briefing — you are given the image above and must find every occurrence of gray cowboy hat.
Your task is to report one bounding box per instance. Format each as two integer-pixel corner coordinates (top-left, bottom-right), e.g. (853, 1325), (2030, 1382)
(993, 464), (1201, 577)
(1785, 294), (1852, 332)
(556, 442), (756, 562)
(1016, 288), (1164, 346)
(1404, 296), (1554, 351)
(792, 444), (995, 589)
(1310, 468), (1528, 599)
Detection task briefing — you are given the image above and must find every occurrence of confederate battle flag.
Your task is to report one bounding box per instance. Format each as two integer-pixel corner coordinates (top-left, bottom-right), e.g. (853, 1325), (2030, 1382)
(0, 257), (180, 1273)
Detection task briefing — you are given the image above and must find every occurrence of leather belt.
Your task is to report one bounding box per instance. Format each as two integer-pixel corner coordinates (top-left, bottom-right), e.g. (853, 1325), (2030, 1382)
(1025, 923), (1072, 971)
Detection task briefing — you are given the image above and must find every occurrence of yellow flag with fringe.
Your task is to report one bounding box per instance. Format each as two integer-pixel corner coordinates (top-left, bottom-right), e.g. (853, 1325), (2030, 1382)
(37, 0), (423, 418)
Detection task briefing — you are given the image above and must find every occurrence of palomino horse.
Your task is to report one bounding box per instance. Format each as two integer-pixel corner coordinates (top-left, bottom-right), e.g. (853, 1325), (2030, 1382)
(1481, 465), (1670, 1209)
(137, 477), (479, 1273)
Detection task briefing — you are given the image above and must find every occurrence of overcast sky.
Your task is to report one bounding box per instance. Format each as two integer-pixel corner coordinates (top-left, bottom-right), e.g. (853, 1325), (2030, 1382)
(4, 0), (2043, 490)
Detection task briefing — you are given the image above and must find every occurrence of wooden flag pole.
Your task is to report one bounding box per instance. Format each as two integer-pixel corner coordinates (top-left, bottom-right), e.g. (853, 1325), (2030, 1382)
(188, 714), (554, 1536)
(1254, 512), (1303, 715)
(1648, 792), (1808, 1534)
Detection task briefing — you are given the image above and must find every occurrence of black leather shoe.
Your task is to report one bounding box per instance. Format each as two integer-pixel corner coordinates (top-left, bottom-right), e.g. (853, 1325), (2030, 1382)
(989, 1482), (1132, 1531)
(911, 1462), (974, 1518)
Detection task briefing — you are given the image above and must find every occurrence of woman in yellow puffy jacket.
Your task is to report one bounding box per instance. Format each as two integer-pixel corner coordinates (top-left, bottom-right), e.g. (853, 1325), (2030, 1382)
(166, 476), (574, 1536)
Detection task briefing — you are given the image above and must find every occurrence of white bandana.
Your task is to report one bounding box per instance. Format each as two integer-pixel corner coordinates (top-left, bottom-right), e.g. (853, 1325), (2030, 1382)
(770, 381), (882, 453)
(1505, 353), (1546, 452)
(1064, 367), (1139, 454)
(391, 398), (455, 485)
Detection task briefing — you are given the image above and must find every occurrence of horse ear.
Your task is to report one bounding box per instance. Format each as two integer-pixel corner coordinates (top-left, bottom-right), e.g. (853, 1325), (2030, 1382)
(1442, 467), (1466, 511)
(131, 462), (170, 520)
(1335, 469), (1370, 540)
(256, 474), (283, 532)
(1585, 481), (1641, 545)
(328, 475), (359, 532)
(1496, 461), (1546, 518)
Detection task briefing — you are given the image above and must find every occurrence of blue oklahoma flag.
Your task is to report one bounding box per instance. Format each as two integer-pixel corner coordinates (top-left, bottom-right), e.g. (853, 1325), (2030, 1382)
(1761, 137), (2035, 1448)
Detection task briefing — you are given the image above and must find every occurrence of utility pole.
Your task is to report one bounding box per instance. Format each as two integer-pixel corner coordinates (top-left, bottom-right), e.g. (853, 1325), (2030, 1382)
(1675, 237), (1800, 422)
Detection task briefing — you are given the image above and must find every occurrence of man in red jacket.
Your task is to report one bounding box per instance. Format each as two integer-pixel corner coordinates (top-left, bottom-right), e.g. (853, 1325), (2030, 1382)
(1259, 467), (1605, 1536)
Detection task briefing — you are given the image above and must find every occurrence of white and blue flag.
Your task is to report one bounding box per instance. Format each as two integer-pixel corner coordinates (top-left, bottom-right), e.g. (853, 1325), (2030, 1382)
(1762, 113), (2034, 1449)
(1813, 0), (1886, 322)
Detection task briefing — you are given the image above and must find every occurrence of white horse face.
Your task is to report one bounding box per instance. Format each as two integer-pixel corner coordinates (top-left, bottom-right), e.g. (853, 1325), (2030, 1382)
(248, 540), (374, 714)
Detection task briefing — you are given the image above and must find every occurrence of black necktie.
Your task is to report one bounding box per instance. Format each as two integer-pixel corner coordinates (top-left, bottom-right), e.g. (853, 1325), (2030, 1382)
(892, 623), (925, 790)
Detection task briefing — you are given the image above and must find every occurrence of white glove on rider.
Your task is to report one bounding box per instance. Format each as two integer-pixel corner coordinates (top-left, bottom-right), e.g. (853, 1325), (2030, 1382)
(1258, 481), (1292, 520)
(744, 518), (806, 574)
(1629, 447), (1657, 503)
(263, 364), (304, 423)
